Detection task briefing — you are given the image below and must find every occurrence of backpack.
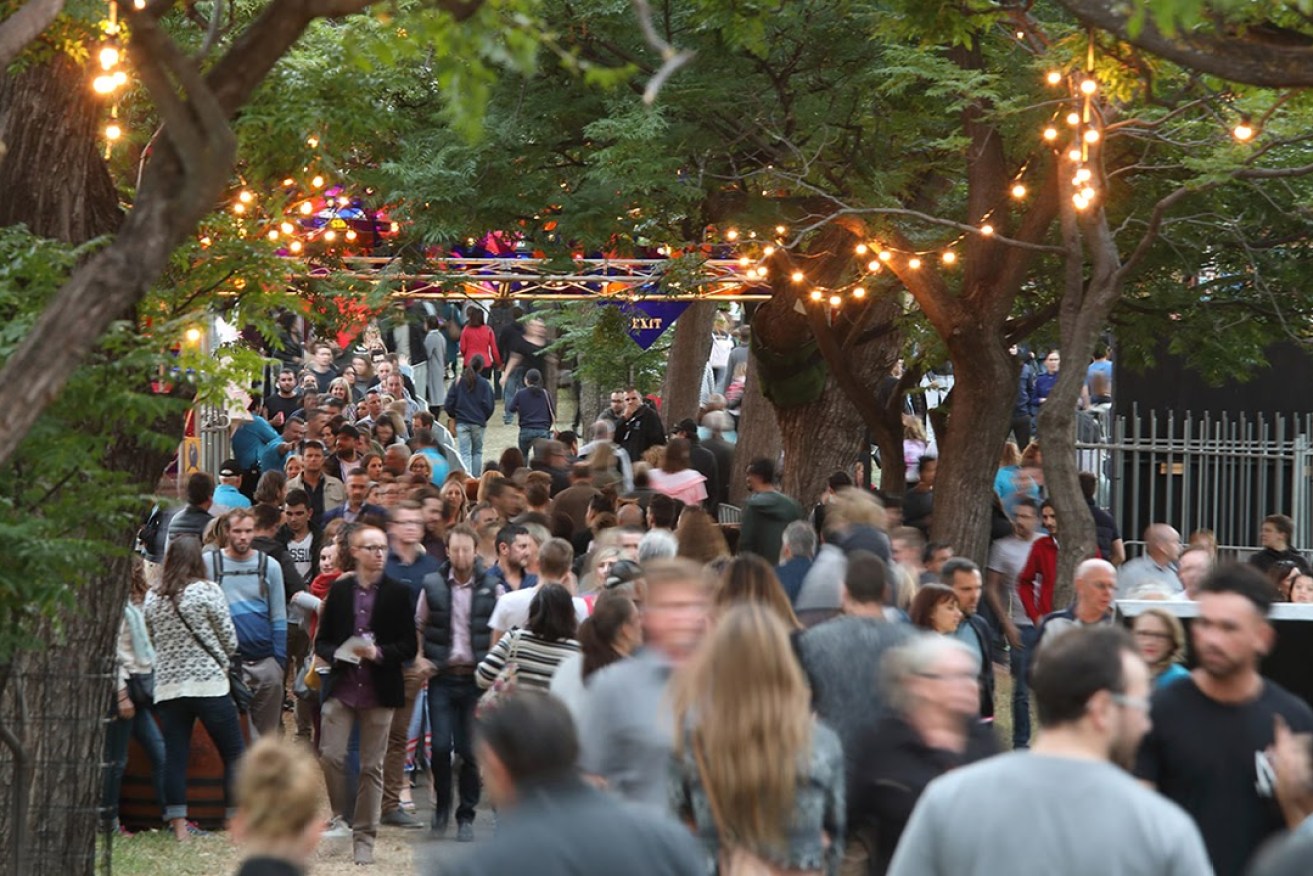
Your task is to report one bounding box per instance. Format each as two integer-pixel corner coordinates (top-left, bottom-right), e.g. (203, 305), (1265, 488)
(212, 550), (270, 602)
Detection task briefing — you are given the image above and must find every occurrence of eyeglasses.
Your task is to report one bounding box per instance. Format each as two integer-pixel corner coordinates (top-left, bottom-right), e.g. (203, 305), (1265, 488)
(1110, 693), (1150, 713)
(354, 544), (388, 554)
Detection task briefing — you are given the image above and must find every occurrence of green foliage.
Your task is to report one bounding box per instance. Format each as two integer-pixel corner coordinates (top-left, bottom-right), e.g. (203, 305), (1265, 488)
(543, 301), (670, 395)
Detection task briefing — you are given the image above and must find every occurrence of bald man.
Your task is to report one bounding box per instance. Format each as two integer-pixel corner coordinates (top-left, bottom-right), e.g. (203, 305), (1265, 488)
(1037, 558), (1118, 648)
(1117, 524), (1182, 598)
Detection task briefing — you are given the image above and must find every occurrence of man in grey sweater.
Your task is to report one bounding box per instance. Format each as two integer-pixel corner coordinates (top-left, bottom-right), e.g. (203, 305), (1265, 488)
(798, 550), (911, 764)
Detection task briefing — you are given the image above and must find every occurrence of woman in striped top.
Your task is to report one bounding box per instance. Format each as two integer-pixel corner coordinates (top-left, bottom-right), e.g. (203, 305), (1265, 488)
(476, 583), (580, 691)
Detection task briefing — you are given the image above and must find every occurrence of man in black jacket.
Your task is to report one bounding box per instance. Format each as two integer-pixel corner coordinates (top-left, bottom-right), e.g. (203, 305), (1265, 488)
(615, 387), (665, 462)
(315, 522), (418, 866)
(942, 557), (996, 721)
(417, 523), (500, 841)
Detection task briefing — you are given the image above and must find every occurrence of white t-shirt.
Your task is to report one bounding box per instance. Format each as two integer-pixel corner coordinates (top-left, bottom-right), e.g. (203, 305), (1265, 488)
(286, 532), (315, 580)
(488, 584), (590, 633)
(987, 533), (1039, 627)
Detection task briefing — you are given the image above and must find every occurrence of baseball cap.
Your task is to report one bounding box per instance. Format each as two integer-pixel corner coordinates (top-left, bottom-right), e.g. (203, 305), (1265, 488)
(218, 459), (241, 477)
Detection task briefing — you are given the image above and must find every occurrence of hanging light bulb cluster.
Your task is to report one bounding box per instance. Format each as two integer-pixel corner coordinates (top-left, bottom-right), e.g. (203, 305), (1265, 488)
(1041, 49), (1103, 212)
(92, 1), (130, 156)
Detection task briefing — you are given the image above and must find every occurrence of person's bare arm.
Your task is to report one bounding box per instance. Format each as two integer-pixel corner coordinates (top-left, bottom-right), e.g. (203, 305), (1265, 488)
(1110, 538), (1126, 567)
(985, 568), (1020, 647)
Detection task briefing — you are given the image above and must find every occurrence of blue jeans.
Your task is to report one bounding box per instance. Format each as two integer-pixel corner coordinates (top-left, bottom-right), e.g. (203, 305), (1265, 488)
(156, 696), (246, 821)
(518, 427), (551, 459)
(457, 423), (485, 475)
(1010, 624), (1040, 749)
(427, 674), (481, 826)
(102, 707), (167, 828)
(502, 368), (524, 423)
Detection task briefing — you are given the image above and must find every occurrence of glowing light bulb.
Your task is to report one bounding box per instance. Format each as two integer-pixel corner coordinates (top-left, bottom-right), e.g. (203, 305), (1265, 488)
(755, 267), (768, 278)
(112, 70), (127, 86)
(1068, 148), (1083, 162)
(1233, 122), (1254, 141)
(92, 75), (115, 94)
(307, 136), (319, 148)
(282, 178), (295, 187)
(1074, 168), (1092, 183)
(299, 202), (313, 215)
(1011, 183), (1027, 199)
(324, 230), (336, 242)
(345, 230), (358, 241)
(185, 327), (202, 344)
(852, 286), (867, 299)
(311, 175), (324, 188)
(829, 295), (842, 307)
(791, 271), (805, 283)
(390, 222), (399, 233)
(232, 202), (246, 215)
(104, 123), (122, 141)
(267, 230), (279, 241)
(810, 289), (823, 301)
(1045, 70), (1062, 85)
(289, 240), (303, 253)
(1073, 194), (1089, 210)
(980, 224), (994, 236)
(1066, 112), (1081, 127)
(738, 256), (751, 267)
(1084, 129), (1100, 143)
(1080, 78), (1098, 95)
(775, 225), (787, 236)
(238, 190), (253, 204)
(280, 222), (294, 234)
(867, 260), (881, 272)
(942, 251), (957, 265)
(726, 229), (739, 241)
(855, 243), (868, 255)
(1080, 186), (1096, 201)
(199, 236), (212, 247)
(763, 245), (776, 256)
(908, 258), (922, 270)
(1043, 127), (1058, 142)
(878, 250), (892, 262)
(99, 46), (120, 70)
(132, 0), (145, 9)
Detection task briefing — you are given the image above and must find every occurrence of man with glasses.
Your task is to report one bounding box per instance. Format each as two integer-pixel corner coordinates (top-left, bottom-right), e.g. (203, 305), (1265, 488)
(380, 501), (441, 829)
(889, 627), (1209, 875)
(1036, 558), (1118, 649)
(600, 389), (625, 427)
(615, 387), (666, 462)
(315, 523), (418, 865)
(1136, 564), (1313, 875)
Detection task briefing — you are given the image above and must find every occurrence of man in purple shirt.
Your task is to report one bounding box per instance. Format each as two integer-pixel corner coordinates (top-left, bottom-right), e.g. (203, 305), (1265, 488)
(315, 523), (418, 865)
(416, 523), (500, 840)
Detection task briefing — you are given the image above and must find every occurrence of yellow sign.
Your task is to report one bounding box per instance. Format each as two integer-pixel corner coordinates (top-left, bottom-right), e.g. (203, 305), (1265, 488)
(181, 437), (202, 476)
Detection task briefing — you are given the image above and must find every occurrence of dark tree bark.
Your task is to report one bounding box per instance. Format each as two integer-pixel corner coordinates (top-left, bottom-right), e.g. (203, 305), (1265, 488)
(730, 353), (779, 506)
(0, 55), (122, 241)
(660, 300), (715, 429)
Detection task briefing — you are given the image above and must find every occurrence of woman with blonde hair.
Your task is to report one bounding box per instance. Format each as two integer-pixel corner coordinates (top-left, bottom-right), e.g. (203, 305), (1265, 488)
(672, 604), (844, 874)
(440, 471), (470, 525)
(327, 377), (356, 421)
(1131, 608), (1190, 689)
(676, 505), (730, 565)
(231, 737), (323, 875)
(716, 554), (801, 631)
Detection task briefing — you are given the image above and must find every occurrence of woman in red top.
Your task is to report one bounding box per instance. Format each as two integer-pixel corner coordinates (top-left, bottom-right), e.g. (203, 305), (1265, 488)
(458, 307), (501, 370)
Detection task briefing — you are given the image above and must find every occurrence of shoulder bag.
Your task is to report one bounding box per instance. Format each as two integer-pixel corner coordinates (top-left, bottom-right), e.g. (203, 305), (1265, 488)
(169, 591), (254, 713)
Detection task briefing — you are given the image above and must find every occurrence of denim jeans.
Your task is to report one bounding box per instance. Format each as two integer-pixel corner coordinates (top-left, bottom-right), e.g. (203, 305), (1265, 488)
(155, 695), (246, 821)
(427, 674), (481, 826)
(456, 423), (485, 475)
(518, 427), (552, 459)
(102, 707), (167, 828)
(1010, 624), (1040, 749)
(501, 368), (524, 423)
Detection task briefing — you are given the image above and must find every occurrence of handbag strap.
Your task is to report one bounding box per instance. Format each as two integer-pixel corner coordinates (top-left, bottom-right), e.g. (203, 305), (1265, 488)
(168, 588), (230, 676)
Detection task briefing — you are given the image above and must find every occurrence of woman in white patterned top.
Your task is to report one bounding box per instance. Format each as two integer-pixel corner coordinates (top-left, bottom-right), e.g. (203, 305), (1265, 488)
(476, 583), (580, 691)
(144, 535), (246, 841)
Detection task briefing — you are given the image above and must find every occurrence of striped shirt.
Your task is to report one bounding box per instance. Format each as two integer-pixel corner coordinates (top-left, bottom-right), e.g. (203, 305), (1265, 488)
(476, 629), (580, 691)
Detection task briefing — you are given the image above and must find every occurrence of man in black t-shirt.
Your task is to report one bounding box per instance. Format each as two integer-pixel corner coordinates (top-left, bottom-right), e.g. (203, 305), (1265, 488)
(1136, 563), (1313, 876)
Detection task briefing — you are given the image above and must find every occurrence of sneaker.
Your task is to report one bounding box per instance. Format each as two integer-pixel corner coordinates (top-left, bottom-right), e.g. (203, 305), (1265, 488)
(354, 844), (375, 866)
(430, 812), (449, 837)
(381, 809), (422, 829)
(323, 817), (352, 840)
(175, 821), (208, 841)
(456, 821), (475, 843)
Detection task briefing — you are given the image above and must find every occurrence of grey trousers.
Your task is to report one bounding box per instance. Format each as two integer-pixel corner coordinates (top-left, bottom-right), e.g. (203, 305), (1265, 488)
(242, 656), (285, 739)
(321, 697), (394, 852)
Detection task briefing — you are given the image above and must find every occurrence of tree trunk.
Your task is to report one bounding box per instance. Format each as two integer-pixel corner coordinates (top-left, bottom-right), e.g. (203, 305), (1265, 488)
(0, 430), (175, 876)
(730, 353), (779, 505)
(931, 335), (1017, 564)
(775, 372), (868, 506)
(660, 301), (716, 429)
(0, 55), (121, 241)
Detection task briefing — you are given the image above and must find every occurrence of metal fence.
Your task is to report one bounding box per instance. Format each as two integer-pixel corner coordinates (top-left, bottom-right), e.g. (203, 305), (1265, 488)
(1076, 407), (1313, 560)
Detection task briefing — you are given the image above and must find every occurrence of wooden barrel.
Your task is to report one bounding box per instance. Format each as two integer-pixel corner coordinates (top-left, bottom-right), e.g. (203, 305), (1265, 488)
(119, 714), (248, 831)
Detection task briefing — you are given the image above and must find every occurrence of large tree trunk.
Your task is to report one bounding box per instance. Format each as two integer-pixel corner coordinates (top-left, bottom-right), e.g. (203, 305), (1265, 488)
(775, 373), (868, 506)
(0, 55), (121, 240)
(660, 301), (716, 428)
(931, 334), (1017, 564)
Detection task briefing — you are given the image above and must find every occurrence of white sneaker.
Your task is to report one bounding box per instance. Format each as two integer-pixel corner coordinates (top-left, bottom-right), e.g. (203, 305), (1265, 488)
(323, 817), (352, 840)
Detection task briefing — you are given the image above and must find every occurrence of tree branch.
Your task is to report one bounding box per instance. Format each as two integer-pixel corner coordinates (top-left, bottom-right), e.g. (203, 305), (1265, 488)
(0, 0), (64, 73)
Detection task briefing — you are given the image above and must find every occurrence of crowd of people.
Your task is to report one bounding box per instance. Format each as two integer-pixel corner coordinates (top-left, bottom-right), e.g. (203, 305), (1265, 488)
(105, 314), (1313, 876)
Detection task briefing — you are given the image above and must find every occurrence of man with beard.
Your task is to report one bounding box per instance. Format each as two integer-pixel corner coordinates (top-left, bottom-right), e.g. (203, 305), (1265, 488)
(889, 628), (1209, 876)
(1136, 564), (1313, 876)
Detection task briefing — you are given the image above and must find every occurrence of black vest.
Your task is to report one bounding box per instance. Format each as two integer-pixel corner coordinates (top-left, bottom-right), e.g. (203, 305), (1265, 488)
(421, 561), (498, 667)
